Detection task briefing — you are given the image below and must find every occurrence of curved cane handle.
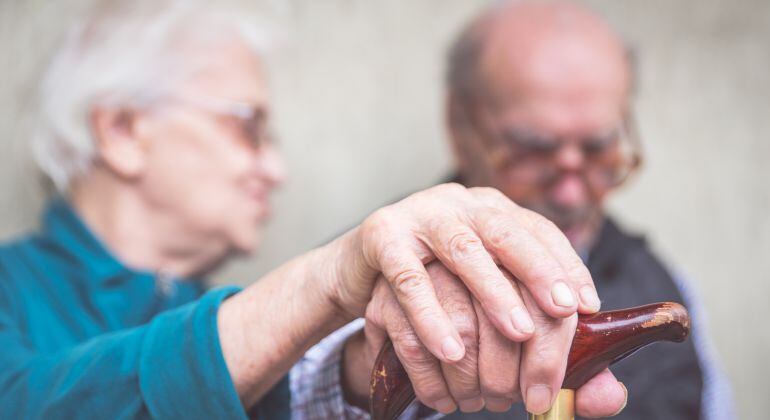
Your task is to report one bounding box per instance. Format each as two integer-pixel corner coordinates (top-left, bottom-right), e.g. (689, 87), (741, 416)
(370, 302), (690, 420)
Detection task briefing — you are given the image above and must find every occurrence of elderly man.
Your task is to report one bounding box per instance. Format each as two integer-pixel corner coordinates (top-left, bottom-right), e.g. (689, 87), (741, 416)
(0, 1), (628, 419)
(441, 1), (732, 419)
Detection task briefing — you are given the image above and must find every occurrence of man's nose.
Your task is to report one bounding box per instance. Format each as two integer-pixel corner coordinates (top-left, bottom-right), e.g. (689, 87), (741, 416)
(554, 142), (585, 171)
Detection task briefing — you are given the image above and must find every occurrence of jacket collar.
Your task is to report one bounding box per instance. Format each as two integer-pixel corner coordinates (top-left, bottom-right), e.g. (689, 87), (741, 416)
(40, 197), (130, 282)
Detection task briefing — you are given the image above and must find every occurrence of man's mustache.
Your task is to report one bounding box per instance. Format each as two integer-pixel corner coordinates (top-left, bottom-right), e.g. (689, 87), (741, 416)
(529, 170), (599, 229)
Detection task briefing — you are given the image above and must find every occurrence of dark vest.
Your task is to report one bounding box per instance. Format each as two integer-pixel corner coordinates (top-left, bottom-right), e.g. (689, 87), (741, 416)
(444, 217), (704, 419)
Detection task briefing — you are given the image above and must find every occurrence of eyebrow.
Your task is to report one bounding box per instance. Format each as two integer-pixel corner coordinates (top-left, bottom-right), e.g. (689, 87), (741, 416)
(500, 124), (621, 142)
(500, 126), (559, 143)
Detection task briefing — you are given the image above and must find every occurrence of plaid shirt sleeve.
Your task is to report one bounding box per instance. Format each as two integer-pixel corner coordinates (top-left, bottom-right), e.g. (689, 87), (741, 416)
(289, 319), (442, 420)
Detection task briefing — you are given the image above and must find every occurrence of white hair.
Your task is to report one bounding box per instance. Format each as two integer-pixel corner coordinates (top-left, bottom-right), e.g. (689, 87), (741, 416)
(33, 0), (280, 191)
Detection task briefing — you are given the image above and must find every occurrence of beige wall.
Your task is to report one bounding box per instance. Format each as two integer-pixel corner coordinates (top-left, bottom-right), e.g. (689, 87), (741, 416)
(1, 0), (768, 417)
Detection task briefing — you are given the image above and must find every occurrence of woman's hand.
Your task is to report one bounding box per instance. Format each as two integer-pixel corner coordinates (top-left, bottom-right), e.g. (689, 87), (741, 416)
(218, 183), (604, 410)
(330, 183), (601, 360)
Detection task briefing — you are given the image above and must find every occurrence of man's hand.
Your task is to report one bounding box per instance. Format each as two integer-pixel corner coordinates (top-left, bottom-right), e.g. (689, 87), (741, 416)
(342, 262), (627, 416)
(330, 183), (601, 360)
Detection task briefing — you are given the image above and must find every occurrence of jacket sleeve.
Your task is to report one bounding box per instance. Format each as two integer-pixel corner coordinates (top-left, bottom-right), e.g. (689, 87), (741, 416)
(0, 285), (275, 420)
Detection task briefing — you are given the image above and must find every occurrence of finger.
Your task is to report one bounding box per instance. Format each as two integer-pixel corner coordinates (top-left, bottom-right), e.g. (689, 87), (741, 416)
(426, 262), (484, 413)
(365, 281), (458, 414)
(365, 215), (466, 363)
(521, 209), (601, 313)
(474, 295), (520, 413)
(362, 280), (394, 356)
(425, 222), (536, 342)
(471, 187), (600, 314)
(468, 188), (579, 318)
(518, 286), (577, 415)
(575, 369), (628, 418)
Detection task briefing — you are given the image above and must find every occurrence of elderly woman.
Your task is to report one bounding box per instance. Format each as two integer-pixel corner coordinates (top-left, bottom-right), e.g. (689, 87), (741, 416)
(0, 1), (627, 419)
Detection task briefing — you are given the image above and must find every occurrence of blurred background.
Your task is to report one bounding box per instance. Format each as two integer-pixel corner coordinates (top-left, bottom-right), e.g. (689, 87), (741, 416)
(1, 0), (768, 417)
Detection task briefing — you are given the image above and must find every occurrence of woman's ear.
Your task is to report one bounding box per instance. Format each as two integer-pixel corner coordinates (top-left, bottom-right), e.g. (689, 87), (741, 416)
(89, 105), (147, 180)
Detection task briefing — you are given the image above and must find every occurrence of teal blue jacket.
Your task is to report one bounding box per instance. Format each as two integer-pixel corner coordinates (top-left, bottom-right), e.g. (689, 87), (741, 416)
(0, 199), (290, 419)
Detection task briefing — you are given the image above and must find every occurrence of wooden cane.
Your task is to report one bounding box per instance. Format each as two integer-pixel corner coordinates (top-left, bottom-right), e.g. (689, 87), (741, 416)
(370, 302), (691, 420)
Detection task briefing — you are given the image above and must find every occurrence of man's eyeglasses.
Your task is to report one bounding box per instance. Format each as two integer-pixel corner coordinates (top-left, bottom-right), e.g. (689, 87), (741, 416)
(481, 113), (642, 189)
(498, 125), (624, 162)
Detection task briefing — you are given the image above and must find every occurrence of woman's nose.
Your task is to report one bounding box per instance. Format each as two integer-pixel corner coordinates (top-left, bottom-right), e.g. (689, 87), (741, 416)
(256, 145), (288, 187)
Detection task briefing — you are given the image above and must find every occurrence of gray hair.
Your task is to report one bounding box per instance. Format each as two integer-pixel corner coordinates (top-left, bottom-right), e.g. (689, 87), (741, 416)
(445, 12), (492, 105)
(33, 0), (280, 191)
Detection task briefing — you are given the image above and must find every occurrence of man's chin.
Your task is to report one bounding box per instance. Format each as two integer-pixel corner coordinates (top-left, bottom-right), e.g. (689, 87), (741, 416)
(531, 204), (594, 231)
(540, 206), (604, 251)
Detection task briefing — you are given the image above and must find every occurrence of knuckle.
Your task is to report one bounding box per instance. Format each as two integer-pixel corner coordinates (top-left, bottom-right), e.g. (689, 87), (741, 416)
(449, 383), (481, 402)
(468, 186), (499, 196)
(436, 182), (467, 196)
(402, 359), (449, 404)
(528, 348), (564, 376)
(415, 183), (470, 214)
(445, 363), (481, 397)
(481, 376), (518, 399)
(394, 331), (434, 366)
(483, 219), (521, 253)
(486, 399), (514, 413)
(446, 231), (484, 262)
(390, 268), (429, 298)
(360, 214), (394, 264)
(361, 207), (394, 240)
(414, 383), (450, 407)
(438, 287), (468, 310)
(469, 186), (508, 204)
(364, 287), (389, 323)
(475, 205), (505, 223)
(454, 318), (478, 351)
(525, 260), (565, 286)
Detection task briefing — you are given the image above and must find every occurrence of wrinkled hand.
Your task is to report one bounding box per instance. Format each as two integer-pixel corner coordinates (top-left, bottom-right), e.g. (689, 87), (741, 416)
(332, 183), (600, 357)
(352, 262), (626, 416)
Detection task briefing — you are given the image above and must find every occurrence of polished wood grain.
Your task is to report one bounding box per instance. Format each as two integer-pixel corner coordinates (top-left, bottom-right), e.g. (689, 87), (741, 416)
(370, 302), (690, 420)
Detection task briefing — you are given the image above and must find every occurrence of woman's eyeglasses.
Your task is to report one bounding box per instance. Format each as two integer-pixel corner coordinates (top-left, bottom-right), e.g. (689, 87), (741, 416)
(159, 94), (274, 150)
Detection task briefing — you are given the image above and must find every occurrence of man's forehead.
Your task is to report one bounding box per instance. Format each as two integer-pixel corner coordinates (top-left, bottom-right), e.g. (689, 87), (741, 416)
(494, 97), (625, 137)
(476, 3), (630, 111)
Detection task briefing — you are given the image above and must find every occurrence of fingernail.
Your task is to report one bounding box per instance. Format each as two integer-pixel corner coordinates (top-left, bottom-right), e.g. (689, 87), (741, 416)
(458, 396), (485, 413)
(510, 306), (535, 335)
(434, 397), (457, 414)
(610, 382), (628, 417)
(441, 336), (465, 361)
(485, 397), (513, 412)
(551, 281), (576, 308)
(525, 385), (553, 415)
(579, 285), (601, 312)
